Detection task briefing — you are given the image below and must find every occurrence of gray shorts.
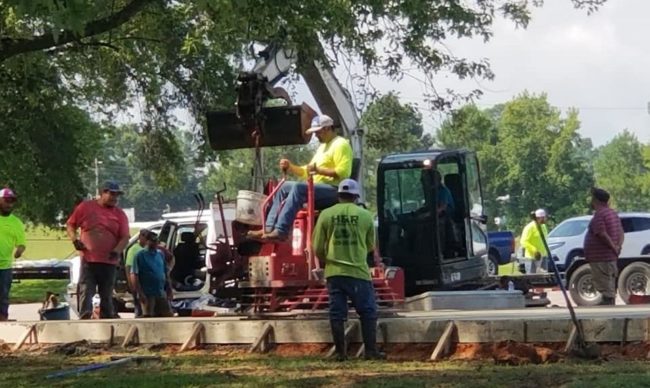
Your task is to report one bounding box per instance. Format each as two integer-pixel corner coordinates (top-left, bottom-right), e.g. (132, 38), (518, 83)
(142, 296), (173, 317)
(589, 261), (618, 299)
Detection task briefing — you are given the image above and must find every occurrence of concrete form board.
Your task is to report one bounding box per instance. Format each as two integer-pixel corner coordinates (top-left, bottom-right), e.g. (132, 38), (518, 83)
(3, 316), (650, 345)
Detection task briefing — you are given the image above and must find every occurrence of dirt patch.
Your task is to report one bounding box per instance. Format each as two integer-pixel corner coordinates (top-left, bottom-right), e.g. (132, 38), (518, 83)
(382, 343), (433, 361)
(599, 342), (650, 360)
(274, 343), (331, 357)
(47, 340), (107, 357)
(451, 342), (562, 365)
(8, 341), (650, 362)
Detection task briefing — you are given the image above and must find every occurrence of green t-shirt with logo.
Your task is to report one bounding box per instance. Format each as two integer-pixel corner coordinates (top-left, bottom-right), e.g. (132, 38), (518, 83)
(0, 214), (26, 270)
(313, 203), (374, 281)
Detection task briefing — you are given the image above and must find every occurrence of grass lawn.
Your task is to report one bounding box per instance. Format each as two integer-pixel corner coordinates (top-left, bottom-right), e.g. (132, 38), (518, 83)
(23, 225), (75, 260)
(9, 226), (74, 303)
(1, 352), (650, 388)
(9, 279), (69, 304)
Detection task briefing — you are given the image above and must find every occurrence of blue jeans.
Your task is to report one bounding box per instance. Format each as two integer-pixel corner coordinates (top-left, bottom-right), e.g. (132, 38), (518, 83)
(0, 269), (13, 319)
(265, 181), (338, 235)
(327, 276), (378, 322)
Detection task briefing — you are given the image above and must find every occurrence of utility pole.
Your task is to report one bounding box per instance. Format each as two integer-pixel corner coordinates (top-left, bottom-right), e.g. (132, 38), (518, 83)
(94, 158), (103, 197)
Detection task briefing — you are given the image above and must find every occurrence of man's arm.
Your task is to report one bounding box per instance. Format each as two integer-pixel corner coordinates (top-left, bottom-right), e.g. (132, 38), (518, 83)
(14, 221), (26, 258)
(126, 267), (136, 292)
(592, 213), (620, 254)
(131, 254), (145, 298)
(520, 224), (539, 258)
(113, 212), (131, 253)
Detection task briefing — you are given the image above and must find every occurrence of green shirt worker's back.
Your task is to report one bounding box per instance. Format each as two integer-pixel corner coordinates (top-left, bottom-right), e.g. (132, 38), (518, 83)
(313, 203), (375, 280)
(312, 179), (384, 361)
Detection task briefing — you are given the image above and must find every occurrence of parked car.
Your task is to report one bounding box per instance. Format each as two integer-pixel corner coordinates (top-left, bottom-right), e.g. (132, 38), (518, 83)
(486, 231), (515, 276)
(548, 213), (650, 272)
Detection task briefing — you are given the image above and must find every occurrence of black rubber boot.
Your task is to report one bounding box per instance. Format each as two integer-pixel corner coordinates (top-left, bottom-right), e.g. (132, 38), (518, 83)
(330, 320), (347, 361)
(361, 319), (386, 360)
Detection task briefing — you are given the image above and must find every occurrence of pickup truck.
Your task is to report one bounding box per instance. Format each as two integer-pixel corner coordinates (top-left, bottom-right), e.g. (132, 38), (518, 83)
(486, 231), (516, 276)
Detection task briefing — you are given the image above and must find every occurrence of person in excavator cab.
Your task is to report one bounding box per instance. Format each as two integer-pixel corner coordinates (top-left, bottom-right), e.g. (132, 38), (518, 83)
(248, 114), (353, 241)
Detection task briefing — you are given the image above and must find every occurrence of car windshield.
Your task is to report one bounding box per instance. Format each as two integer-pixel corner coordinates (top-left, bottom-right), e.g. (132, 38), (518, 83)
(549, 220), (589, 238)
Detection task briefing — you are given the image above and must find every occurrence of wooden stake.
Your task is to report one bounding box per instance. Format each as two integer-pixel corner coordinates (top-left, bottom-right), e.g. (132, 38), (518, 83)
(180, 323), (205, 352)
(108, 325), (115, 347)
(121, 325), (139, 348)
(621, 318), (630, 347)
(326, 322), (358, 358)
(13, 325), (36, 352)
(430, 321), (456, 361)
(564, 326), (578, 353)
(249, 323), (274, 353)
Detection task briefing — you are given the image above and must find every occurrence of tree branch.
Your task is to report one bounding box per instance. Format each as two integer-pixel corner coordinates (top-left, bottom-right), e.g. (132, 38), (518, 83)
(0, 0), (157, 62)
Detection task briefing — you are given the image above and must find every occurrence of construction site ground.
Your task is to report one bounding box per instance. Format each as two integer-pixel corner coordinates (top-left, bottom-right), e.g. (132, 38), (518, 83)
(4, 291), (650, 386)
(3, 344), (650, 387)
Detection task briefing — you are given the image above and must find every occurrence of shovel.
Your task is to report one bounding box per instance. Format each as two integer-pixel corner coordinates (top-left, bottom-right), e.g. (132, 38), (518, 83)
(535, 221), (600, 359)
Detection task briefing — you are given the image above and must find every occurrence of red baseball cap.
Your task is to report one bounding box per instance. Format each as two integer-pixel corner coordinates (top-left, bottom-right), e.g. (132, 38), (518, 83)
(0, 188), (16, 199)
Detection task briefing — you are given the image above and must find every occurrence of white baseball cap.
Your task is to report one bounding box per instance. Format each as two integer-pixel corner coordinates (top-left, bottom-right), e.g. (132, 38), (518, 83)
(0, 188), (16, 199)
(338, 179), (360, 196)
(306, 114), (334, 134)
(534, 208), (547, 218)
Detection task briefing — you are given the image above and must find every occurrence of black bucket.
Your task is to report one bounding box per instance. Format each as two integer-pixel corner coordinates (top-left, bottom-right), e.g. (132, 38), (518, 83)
(39, 304), (70, 320)
(206, 103), (317, 151)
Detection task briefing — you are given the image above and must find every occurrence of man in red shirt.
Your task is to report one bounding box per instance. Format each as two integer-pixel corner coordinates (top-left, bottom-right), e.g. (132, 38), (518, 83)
(66, 181), (130, 319)
(584, 188), (624, 306)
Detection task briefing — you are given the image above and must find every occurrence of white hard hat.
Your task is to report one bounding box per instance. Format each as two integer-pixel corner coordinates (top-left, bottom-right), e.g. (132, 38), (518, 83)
(534, 209), (547, 218)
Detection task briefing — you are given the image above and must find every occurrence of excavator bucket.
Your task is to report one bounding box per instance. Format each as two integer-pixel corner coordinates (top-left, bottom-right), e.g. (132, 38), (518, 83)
(206, 103), (317, 151)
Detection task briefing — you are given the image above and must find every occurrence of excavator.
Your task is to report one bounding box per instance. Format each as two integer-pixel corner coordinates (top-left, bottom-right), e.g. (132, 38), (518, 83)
(200, 41), (490, 312)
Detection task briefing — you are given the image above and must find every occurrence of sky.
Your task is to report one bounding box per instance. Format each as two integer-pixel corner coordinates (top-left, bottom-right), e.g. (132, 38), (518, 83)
(290, 0), (650, 147)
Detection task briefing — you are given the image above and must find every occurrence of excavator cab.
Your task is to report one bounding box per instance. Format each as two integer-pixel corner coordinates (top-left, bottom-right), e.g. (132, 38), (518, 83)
(377, 149), (489, 297)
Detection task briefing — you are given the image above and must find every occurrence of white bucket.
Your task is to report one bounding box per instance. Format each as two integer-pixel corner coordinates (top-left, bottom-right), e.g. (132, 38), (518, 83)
(236, 190), (267, 225)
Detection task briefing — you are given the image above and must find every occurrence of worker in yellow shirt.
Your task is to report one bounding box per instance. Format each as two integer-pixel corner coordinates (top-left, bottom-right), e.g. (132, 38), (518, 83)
(250, 114), (353, 241)
(0, 188), (26, 321)
(520, 208), (549, 274)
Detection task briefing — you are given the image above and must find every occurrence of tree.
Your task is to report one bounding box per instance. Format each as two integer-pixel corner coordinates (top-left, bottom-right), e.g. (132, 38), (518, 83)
(593, 131), (650, 211)
(0, 0), (606, 223)
(436, 104), (502, 225)
(360, 93), (432, 206)
(437, 93), (594, 232)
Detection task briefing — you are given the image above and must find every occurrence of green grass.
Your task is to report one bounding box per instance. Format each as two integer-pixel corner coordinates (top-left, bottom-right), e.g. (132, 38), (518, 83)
(23, 225), (75, 260)
(10, 279), (68, 303)
(1, 353), (650, 387)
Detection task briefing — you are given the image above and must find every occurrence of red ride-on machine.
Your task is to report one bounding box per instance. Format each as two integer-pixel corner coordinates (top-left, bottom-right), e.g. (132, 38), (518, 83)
(205, 71), (404, 314)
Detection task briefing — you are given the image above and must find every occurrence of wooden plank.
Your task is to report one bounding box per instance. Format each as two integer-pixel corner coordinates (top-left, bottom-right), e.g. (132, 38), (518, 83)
(430, 321), (456, 361)
(249, 323), (274, 353)
(179, 323), (204, 352)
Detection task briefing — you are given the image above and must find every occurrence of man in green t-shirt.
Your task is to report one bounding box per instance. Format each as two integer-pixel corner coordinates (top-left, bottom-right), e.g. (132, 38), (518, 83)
(125, 229), (149, 317)
(313, 179), (384, 361)
(0, 188), (26, 321)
